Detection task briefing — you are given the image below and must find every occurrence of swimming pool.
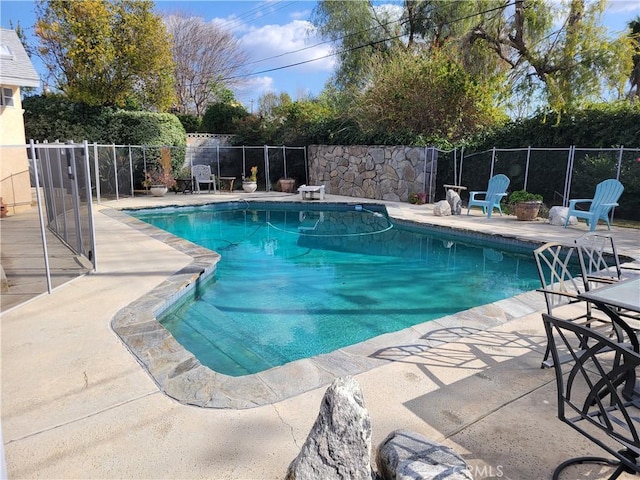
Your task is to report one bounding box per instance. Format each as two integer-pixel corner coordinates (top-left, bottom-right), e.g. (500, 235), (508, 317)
(128, 202), (542, 377)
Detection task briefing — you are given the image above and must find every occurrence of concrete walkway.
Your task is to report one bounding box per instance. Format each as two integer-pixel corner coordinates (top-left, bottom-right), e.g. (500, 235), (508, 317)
(2, 191), (639, 479)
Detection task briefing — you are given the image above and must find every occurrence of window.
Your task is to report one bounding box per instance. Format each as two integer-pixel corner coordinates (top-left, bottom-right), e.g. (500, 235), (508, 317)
(0, 45), (12, 60)
(0, 87), (14, 107)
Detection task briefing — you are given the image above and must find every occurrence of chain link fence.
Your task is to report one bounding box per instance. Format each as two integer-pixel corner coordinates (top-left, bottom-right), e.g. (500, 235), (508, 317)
(436, 146), (640, 221)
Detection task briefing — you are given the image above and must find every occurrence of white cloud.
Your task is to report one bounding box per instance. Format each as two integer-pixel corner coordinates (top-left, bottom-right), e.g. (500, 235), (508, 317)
(234, 76), (274, 110)
(605, 0), (640, 14)
(239, 20), (335, 75)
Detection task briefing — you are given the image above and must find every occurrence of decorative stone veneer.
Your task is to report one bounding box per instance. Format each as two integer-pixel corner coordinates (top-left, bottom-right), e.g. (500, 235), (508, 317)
(307, 145), (437, 202)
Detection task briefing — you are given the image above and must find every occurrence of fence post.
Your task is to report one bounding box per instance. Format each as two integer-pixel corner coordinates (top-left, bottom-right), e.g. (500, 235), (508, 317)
(304, 146), (309, 185)
(112, 144), (119, 201)
(216, 145), (221, 179)
(563, 146), (574, 207)
(616, 146), (624, 179)
(83, 140), (97, 270)
(283, 145), (287, 179)
(30, 140), (52, 294)
(524, 145), (531, 191)
(93, 143), (101, 204)
(453, 147), (457, 185)
(459, 147), (464, 186)
(263, 145), (269, 192)
(128, 146), (134, 198)
(490, 147), (496, 177)
(242, 146), (246, 178)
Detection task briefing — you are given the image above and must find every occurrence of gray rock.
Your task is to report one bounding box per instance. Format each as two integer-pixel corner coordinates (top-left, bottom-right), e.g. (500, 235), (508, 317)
(446, 190), (462, 215)
(286, 376), (373, 480)
(376, 429), (472, 480)
(433, 200), (452, 216)
(548, 206), (577, 226)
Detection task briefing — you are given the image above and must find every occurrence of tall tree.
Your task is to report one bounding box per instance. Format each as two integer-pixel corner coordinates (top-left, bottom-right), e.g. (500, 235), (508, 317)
(629, 17), (640, 99)
(312, 0), (484, 91)
(467, 0), (634, 114)
(35, 0), (176, 111)
(163, 13), (248, 116)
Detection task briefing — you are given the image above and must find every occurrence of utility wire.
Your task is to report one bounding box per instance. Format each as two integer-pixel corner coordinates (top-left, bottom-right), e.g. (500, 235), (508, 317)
(211, 0), (300, 32)
(220, 0), (518, 82)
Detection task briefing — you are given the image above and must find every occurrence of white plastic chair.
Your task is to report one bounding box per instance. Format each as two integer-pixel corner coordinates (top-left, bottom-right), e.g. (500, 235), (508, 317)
(192, 165), (217, 194)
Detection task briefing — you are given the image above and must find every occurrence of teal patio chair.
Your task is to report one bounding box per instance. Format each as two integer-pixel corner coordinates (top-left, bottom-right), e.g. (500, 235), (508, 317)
(564, 179), (623, 232)
(466, 174), (510, 218)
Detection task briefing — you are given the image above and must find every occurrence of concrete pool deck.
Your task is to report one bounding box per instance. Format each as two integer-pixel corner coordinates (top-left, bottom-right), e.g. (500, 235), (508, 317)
(2, 191), (640, 479)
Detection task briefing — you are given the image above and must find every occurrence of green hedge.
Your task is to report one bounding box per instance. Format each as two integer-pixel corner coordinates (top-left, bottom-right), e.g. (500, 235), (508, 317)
(467, 102), (640, 150)
(23, 94), (186, 148)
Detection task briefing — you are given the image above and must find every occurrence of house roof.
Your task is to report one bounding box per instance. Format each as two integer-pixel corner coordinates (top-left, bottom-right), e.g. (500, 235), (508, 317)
(0, 28), (40, 88)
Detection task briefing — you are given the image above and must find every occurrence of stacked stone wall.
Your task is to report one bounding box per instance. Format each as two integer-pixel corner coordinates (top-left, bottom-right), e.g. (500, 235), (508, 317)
(308, 145), (436, 202)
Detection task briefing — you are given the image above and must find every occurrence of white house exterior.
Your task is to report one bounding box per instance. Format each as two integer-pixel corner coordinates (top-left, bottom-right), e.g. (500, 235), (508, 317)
(0, 28), (39, 215)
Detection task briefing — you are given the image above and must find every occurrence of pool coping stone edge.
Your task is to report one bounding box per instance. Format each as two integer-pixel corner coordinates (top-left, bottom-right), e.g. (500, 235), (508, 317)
(103, 203), (548, 410)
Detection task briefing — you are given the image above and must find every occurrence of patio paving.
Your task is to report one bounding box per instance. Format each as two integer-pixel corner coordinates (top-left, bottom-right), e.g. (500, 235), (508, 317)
(1, 190), (639, 479)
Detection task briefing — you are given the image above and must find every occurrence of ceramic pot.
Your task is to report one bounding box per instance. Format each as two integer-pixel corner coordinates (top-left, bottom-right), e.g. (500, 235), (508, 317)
(242, 181), (257, 193)
(150, 186), (168, 197)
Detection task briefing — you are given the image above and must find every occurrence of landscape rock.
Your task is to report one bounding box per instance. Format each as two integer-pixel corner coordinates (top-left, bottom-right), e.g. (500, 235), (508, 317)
(285, 376), (373, 480)
(376, 429), (472, 480)
(446, 190), (462, 215)
(433, 200), (452, 216)
(548, 206), (577, 226)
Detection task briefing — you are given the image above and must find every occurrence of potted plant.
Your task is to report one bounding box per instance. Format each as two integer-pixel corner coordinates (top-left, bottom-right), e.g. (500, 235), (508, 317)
(408, 192), (427, 205)
(508, 190), (543, 221)
(143, 167), (176, 197)
(242, 166), (258, 193)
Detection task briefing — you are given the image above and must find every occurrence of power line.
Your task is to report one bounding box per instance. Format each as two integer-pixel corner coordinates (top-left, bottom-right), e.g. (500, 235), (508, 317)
(220, 1), (518, 82)
(213, 0), (300, 33)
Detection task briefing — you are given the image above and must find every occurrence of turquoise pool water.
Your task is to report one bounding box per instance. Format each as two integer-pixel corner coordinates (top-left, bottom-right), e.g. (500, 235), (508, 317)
(129, 202), (541, 376)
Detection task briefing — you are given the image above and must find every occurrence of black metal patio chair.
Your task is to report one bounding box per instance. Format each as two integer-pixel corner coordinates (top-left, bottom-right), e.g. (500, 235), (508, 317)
(534, 242), (613, 368)
(543, 313), (640, 479)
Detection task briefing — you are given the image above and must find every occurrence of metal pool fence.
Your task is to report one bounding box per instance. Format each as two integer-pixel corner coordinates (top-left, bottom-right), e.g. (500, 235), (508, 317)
(88, 143), (307, 201)
(437, 146), (640, 221)
(0, 140), (638, 310)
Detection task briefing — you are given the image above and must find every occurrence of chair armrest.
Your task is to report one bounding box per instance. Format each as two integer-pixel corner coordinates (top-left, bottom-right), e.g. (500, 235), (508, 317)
(469, 191), (487, 201)
(536, 288), (580, 301)
(568, 198), (593, 209)
(585, 275), (618, 285)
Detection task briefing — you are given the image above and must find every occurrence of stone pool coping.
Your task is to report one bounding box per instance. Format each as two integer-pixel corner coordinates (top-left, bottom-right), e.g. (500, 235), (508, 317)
(105, 204), (548, 409)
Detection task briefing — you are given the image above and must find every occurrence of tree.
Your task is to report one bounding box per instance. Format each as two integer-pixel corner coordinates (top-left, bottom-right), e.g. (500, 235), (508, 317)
(357, 46), (507, 142)
(467, 0), (634, 114)
(257, 91), (292, 120)
(629, 17), (640, 98)
(312, 0), (486, 91)
(35, 0), (176, 111)
(163, 13), (248, 115)
(201, 89), (249, 133)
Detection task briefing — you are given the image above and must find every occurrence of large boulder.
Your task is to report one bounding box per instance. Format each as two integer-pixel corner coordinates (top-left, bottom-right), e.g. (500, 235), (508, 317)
(433, 200), (452, 216)
(446, 190), (462, 215)
(376, 429), (472, 480)
(548, 206), (577, 226)
(286, 376), (373, 480)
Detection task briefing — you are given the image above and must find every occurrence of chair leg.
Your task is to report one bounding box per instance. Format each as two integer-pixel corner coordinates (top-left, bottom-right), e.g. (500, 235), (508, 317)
(552, 457), (620, 480)
(541, 343), (552, 368)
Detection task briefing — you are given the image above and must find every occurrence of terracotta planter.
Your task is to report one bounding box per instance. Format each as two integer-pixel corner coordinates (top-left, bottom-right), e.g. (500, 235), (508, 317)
(278, 178), (296, 193)
(514, 201), (541, 221)
(242, 181), (257, 193)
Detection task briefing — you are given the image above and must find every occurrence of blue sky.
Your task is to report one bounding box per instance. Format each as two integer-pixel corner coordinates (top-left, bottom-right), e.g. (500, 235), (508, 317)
(1, 0), (639, 110)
